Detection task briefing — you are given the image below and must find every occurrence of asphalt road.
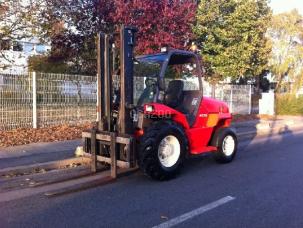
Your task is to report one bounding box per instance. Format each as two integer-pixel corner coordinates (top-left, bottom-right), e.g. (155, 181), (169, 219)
(1, 130), (303, 228)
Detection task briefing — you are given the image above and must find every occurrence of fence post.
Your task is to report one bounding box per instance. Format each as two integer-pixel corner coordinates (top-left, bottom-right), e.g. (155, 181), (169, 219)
(211, 84), (216, 98)
(230, 86), (233, 113)
(32, 72), (37, 129)
(248, 85), (252, 114)
(76, 81), (81, 119)
(96, 74), (99, 122)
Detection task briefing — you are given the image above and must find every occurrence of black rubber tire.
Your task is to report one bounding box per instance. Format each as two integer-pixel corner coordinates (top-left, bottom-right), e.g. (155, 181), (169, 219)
(211, 128), (238, 163)
(138, 120), (188, 181)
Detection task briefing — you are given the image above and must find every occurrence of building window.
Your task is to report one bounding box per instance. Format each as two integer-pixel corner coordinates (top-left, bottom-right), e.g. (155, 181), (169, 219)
(0, 40), (11, 50)
(13, 41), (23, 52)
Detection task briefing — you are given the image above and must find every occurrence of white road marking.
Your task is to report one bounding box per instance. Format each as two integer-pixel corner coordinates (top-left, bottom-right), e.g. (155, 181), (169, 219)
(152, 196), (235, 228)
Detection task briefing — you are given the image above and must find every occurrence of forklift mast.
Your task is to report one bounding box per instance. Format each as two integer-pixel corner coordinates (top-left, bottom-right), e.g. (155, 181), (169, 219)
(82, 26), (137, 178)
(97, 25), (137, 135)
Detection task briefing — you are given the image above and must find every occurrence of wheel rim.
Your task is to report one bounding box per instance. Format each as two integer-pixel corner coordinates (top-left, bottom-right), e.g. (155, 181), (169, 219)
(158, 135), (181, 168)
(222, 135), (235, 156)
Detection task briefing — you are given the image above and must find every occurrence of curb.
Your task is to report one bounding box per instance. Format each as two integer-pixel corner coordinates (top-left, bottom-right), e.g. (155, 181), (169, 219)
(233, 120), (295, 129)
(0, 157), (90, 177)
(237, 123), (303, 139)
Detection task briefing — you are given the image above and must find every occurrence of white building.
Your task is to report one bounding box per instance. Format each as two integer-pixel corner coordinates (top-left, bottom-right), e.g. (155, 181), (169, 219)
(0, 37), (51, 74)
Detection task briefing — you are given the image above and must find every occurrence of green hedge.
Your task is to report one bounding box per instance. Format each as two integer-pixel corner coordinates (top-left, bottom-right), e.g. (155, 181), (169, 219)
(276, 94), (303, 115)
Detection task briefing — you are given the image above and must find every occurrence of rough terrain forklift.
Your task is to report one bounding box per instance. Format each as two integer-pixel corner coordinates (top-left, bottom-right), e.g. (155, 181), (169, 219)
(82, 25), (238, 180)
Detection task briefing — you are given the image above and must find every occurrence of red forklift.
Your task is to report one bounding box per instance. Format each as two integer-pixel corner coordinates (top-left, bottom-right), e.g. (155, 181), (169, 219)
(82, 26), (237, 180)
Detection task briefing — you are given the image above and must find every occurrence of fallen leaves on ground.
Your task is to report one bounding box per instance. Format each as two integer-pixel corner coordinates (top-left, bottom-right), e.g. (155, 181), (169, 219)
(0, 123), (93, 148)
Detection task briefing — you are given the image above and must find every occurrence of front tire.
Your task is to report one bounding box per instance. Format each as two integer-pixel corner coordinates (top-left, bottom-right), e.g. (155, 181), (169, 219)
(138, 121), (188, 180)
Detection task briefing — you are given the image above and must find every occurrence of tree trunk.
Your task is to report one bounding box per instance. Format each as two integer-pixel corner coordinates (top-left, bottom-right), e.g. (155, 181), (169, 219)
(275, 75), (283, 93)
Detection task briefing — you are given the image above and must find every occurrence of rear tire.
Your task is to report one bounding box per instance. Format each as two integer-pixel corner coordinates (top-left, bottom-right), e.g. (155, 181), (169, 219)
(211, 128), (238, 163)
(138, 121), (188, 180)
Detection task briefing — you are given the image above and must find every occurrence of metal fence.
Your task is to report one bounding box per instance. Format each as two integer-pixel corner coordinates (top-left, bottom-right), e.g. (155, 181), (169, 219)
(203, 82), (253, 115)
(0, 72), (97, 130)
(0, 73), (33, 130)
(134, 78), (253, 114)
(1, 72), (254, 131)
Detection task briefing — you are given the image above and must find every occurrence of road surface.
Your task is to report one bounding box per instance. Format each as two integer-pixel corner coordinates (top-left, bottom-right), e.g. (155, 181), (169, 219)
(1, 130), (303, 228)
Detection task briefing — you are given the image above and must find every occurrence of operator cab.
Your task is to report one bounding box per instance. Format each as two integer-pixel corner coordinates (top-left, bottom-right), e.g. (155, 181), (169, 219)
(134, 50), (203, 125)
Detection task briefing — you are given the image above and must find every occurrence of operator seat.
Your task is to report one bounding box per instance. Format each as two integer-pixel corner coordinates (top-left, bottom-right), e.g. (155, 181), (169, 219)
(165, 80), (202, 126)
(165, 80), (184, 108)
(137, 78), (156, 107)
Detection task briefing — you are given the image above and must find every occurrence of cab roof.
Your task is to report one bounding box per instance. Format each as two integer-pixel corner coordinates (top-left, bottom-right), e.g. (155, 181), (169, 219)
(136, 49), (198, 65)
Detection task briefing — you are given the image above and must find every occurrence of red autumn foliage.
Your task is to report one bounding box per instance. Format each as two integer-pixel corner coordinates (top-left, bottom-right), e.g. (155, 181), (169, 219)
(109, 0), (197, 54)
(42, 0), (196, 74)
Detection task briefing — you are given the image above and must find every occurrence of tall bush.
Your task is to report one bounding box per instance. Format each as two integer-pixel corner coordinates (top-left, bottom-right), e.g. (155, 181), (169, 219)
(276, 94), (303, 115)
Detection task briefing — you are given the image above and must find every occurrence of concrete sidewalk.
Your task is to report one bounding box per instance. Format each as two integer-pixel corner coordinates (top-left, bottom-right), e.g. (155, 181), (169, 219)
(232, 115), (303, 139)
(0, 116), (302, 169)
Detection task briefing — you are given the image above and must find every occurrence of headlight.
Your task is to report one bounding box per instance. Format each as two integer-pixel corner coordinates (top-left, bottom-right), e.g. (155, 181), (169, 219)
(145, 105), (154, 112)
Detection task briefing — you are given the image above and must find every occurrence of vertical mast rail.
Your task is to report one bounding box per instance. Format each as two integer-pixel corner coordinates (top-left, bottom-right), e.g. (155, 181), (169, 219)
(118, 26), (137, 134)
(97, 33), (106, 131)
(104, 34), (112, 131)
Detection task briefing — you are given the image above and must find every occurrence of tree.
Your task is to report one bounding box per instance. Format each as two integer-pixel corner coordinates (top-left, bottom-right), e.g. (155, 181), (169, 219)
(36, 0), (113, 74)
(268, 10), (303, 92)
(193, 0), (272, 82)
(28, 55), (70, 73)
(41, 0), (196, 74)
(112, 0), (196, 54)
(0, 0), (44, 70)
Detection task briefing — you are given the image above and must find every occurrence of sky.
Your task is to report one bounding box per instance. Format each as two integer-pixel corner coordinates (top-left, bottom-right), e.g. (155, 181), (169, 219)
(270, 0), (303, 14)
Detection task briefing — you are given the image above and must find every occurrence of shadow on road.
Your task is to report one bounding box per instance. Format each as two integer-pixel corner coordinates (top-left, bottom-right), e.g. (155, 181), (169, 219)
(182, 114), (299, 176)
